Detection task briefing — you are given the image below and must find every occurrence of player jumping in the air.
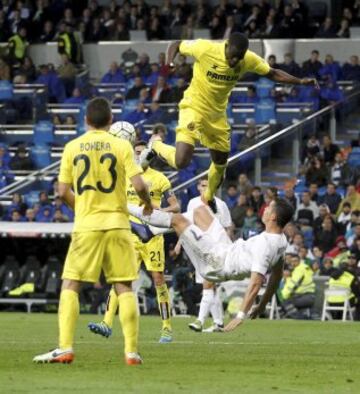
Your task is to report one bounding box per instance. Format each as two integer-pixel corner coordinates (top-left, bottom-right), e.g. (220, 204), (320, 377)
(141, 33), (318, 211)
(33, 98), (152, 365)
(88, 140), (180, 344)
(127, 198), (294, 332)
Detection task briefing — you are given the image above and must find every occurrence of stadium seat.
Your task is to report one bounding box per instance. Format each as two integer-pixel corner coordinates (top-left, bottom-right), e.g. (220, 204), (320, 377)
(321, 287), (354, 322)
(0, 80), (14, 101)
(34, 121), (54, 145)
(31, 144), (51, 169)
(255, 99), (276, 124)
(255, 78), (275, 99)
(0, 256), (20, 296)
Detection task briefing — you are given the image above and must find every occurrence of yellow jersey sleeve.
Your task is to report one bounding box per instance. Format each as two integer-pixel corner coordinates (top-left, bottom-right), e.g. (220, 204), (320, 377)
(245, 51), (270, 76)
(159, 174), (171, 194)
(58, 144), (73, 184)
(122, 140), (143, 179)
(179, 39), (211, 60)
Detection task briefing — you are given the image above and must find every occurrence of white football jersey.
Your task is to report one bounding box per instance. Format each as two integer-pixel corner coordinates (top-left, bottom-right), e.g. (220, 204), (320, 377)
(223, 232), (288, 280)
(187, 196), (232, 228)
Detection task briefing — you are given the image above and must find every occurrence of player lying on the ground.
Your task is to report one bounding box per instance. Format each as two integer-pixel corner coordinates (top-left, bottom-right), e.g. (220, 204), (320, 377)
(128, 198), (294, 331)
(88, 139), (180, 344)
(140, 32), (318, 212)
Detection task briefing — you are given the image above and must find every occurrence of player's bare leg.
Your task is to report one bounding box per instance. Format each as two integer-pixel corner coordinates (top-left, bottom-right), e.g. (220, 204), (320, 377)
(151, 271), (173, 343)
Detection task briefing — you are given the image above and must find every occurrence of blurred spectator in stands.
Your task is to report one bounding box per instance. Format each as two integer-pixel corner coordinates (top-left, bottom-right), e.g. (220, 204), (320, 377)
(330, 152), (352, 187)
(64, 88), (85, 105)
(147, 101), (166, 124)
(64, 115), (76, 125)
(299, 246), (312, 267)
(346, 219), (360, 247)
(152, 76), (171, 103)
(11, 209), (24, 222)
(36, 205), (53, 223)
(147, 16), (165, 40)
(319, 55), (342, 82)
(231, 192), (248, 229)
(238, 173), (253, 197)
(343, 7), (354, 25)
(296, 191), (319, 228)
(101, 62), (126, 83)
(259, 14), (278, 38)
(39, 191), (51, 206)
(111, 22), (130, 41)
(0, 203), (3, 219)
(10, 145), (34, 171)
(160, 0), (174, 24)
(305, 156), (329, 187)
(224, 184), (238, 209)
(284, 186), (298, 210)
(314, 204), (332, 233)
(238, 122), (256, 150)
(53, 208), (69, 223)
(0, 57), (11, 81)
(278, 5), (302, 38)
(7, 193), (27, 218)
(314, 214), (338, 253)
(328, 236), (350, 267)
(239, 85), (259, 104)
(249, 186), (264, 214)
(210, 15), (224, 39)
(337, 202), (352, 234)
(8, 9), (23, 35)
(146, 63), (160, 85)
(342, 55), (360, 81)
(85, 18), (107, 42)
(138, 87), (151, 104)
(57, 54), (77, 97)
(350, 236), (360, 262)
(302, 50), (322, 78)
(337, 18), (350, 38)
(244, 5), (261, 31)
(319, 183), (342, 214)
(181, 15), (195, 40)
(267, 54), (280, 69)
(18, 56), (36, 82)
(125, 76), (146, 100)
(7, 26), (29, 65)
(322, 135), (340, 165)
(58, 22), (80, 64)
(316, 17), (337, 38)
(0, 154), (13, 188)
(320, 256), (335, 275)
(242, 206), (258, 239)
(194, 3), (209, 29)
(222, 15), (238, 39)
(309, 183), (320, 204)
(101, 7), (115, 37)
(302, 135), (320, 164)
(169, 7), (183, 38)
(53, 114), (62, 126)
(174, 54), (192, 82)
(286, 232), (304, 255)
(170, 78), (186, 102)
(231, 0), (249, 24)
(39, 21), (55, 43)
(284, 87), (302, 103)
(337, 185), (360, 215)
(0, 10), (11, 42)
(128, 5), (139, 30)
(25, 208), (36, 222)
(245, 20), (260, 38)
(259, 187), (278, 218)
(158, 52), (170, 78)
(123, 102), (147, 124)
(320, 78), (344, 105)
(279, 53), (301, 78)
(36, 64), (66, 103)
(137, 53), (151, 79)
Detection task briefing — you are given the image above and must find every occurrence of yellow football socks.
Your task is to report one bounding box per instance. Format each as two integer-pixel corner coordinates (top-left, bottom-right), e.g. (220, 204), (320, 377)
(118, 292), (139, 354)
(152, 141), (177, 169)
(103, 287), (118, 328)
(58, 289), (79, 350)
(204, 162), (227, 202)
(156, 284), (171, 331)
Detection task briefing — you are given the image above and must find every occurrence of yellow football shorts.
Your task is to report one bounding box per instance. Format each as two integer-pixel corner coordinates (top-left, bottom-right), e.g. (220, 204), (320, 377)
(62, 229), (138, 283)
(132, 234), (165, 272)
(176, 106), (231, 153)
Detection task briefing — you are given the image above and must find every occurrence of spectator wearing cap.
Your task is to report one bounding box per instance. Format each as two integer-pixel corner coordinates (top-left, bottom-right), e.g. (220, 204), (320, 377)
(9, 145), (34, 171)
(322, 135), (340, 165)
(337, 185), (360, 216)
(101, 62), (126, 83)
(314, 214), (338, 253)
(342, 55), (360, 81)
(302, 50), (323, 78)
(296, 191), (319, 227)
(319, 183), (342, 214)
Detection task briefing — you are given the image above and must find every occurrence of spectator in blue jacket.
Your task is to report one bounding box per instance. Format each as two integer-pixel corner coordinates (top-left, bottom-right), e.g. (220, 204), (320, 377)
(53, 196), (74, 221)
(101, 62), (126, 83)
(284, 87), (301, 103)
(224, 184), (239, 209)
(320, 78), (344, 104)
(342, 56), (360, 81)
(319, 55), (342, 82)
(36, 205), (53, 222)
(146, 101), (166, 123)
(319, 183), (342, 214)
(123, 102), (148, 124)
(145, 63), (160, 86)
(35, 64), (66, 103)
(64, 87), (86, 104)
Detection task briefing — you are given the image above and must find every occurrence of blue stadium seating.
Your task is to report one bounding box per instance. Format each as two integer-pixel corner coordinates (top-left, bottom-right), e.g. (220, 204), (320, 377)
(33, 121), (54, 145)
(0, 81), (14, 101)
(31, 144), (51, 169)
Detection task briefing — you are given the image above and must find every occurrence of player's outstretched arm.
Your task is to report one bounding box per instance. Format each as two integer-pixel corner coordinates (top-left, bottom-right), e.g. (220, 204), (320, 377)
(266, 68), (319, 89)
(249, 260), (283, 320)
(224, 272), (263, 332)
(166, 41), (181, 66)
(130, 174), (153, 215)
(58, 182), (75, 210)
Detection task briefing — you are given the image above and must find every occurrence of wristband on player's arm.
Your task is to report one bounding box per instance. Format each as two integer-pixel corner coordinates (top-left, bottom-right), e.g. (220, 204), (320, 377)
(236, 311), (246, 320)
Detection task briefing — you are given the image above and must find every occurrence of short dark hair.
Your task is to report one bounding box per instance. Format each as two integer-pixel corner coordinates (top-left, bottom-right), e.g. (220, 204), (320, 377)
(134, 140), (147, 148)
(273, 198), (294, 228)
(228, 32), (249, 52)
(198, 176), (208, 184)
(86, 97), (112, 129)
(312, 50), (319, 55)
(343, 202), (351, 208)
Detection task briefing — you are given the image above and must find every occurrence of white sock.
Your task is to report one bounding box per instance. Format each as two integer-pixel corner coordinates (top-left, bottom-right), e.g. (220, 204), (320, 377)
(210, 287), (224, 326)
(198, 288), (214, 325)
(127, 204), (172, 228)
(148, 225), (174, 236)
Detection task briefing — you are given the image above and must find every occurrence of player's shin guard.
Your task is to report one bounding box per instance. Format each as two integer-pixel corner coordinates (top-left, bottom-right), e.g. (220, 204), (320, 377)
(103, 287), (118, 328)
(156, 283), (171, 330)
(118, 292), (139, 354)
(152, 140), (177, 169)
(204, 162), (227, 202)
(58, 289), (79, 350)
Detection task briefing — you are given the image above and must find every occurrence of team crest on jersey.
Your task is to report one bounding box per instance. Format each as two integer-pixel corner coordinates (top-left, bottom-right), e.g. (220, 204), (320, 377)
(187, 122), (196, 131)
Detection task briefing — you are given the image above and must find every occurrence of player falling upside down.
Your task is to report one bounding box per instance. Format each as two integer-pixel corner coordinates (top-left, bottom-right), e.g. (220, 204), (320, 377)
(88, 140), (180, 344)
(141, 33), (318, 212)
(128, 198), (294, 331)
(33, 98), (152, 365)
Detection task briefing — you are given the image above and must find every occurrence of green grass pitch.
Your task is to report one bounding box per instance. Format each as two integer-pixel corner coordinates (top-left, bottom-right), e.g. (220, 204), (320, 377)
(1, 313), (359, 393)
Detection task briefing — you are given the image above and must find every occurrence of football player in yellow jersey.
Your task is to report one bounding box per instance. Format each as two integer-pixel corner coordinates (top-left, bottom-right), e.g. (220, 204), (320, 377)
(142, 32), (318, 212)
(33, 98), (152, 366)
(88, 140), (180, 343)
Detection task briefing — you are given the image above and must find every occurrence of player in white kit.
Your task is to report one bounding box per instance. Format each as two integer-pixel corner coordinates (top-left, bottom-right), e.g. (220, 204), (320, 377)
(127, 197), (293, 331)
(186, 178), (233, 332)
